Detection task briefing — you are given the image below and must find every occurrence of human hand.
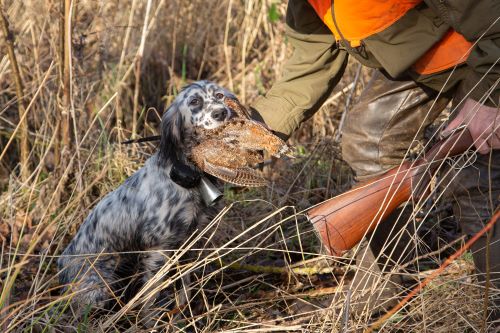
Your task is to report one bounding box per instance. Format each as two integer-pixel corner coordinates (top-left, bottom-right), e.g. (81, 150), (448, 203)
(442, 98), (500, 154)
(248, 106), (290, 141)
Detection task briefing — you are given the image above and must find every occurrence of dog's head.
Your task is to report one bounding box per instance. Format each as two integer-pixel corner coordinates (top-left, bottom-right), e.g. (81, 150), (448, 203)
(159, 80), (237, 162)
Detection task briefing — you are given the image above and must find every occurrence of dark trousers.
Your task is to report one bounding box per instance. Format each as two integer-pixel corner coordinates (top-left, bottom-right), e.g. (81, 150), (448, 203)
(341, 71), (500, 327)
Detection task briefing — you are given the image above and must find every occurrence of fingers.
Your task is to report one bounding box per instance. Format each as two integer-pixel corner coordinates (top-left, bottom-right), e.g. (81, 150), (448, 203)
(443, 98), (500, 154)
(442, 112), (465, 137)
(475, 124), (500, 154)
(474, 137), (491, 154)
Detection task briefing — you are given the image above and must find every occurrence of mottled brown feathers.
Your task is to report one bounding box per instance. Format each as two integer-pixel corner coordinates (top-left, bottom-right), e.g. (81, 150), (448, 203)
(186, 97), (292, 187)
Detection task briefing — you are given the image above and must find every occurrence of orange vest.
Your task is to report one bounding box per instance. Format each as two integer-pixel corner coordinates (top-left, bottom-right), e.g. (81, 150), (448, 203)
(308, 0), (473, 75)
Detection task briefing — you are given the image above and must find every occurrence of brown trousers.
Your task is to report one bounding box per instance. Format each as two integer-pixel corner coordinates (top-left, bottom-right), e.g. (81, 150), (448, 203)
(342, 71), (500, 325)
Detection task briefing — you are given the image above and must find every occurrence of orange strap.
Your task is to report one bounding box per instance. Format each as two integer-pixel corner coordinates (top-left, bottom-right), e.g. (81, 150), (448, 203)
(412, 29), (472, 75)
(307, 0), (473, 74)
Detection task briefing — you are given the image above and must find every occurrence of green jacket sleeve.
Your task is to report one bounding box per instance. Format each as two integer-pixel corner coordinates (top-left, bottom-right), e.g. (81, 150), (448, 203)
(462, 37), (500, 106)
(250, 0), (348, 139)
(448, 0), (500, 106)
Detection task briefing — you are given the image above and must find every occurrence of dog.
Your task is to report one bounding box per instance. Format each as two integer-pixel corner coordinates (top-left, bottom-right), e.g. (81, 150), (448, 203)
(57, 81), (236, 313)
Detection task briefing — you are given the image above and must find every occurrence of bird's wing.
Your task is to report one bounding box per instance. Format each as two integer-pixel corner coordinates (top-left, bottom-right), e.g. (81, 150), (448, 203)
(190, 141), (267, 187)
(203, 160), (267, 187)
(191, 140), (245, 167)
(220, 120), (292, 157)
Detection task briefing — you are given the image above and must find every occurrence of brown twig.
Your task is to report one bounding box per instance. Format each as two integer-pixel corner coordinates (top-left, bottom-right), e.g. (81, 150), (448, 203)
(60, 0), (72, 151)
(0, 0), (30, 180)
(221, 260), (346, 276)
(51, 0), (74, 206)
(115, 0), (138, 139)
(259, 285), (341, 300)
(223, 0), (234, 91)
(335, 63), (362, 142)
(132, 0), (152, 139)
(398, 235), (465, 270)
(54, 0), (73, 170)
(365, 209), (500, 333)
(0, 62), (54, 168)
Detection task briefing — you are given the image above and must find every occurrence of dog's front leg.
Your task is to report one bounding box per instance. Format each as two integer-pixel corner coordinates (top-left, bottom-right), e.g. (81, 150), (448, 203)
(136, 251), (192, 328)
(58, 252), (121, 313)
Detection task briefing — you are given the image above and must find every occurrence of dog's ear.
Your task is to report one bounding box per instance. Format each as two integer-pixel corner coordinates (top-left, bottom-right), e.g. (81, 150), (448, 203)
(159, 103), (185, 162)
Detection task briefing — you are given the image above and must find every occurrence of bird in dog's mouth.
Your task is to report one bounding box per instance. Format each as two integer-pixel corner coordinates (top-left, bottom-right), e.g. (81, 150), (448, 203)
(186, 96), (293, 187)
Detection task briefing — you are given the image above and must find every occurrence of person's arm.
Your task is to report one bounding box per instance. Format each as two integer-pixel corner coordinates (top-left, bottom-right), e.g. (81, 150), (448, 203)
(439, 54), (500, 154)
(444, 0), (500, 154)
(462, 37), (500, 107)
(442, 23), (500, 153)
(250, 0), (348, 139)
(443, 99), (500, 154)
(424, 0), (500, 106)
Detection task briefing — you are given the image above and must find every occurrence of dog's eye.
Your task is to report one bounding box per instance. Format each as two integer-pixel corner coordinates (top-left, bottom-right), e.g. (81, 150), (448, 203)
(215, 93), (224, 99)
(190, 98), (200, 106)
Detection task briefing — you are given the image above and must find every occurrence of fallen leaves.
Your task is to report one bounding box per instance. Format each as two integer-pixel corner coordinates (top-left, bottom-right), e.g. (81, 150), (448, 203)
(0, 212), (56, 252)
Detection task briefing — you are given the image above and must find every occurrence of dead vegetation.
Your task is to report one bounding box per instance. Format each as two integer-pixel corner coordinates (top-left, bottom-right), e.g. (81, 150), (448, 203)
(0, 0), (493, 332)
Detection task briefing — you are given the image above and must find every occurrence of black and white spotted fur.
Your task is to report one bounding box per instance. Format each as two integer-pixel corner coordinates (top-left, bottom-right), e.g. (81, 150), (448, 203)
(57, 81), (236, 311)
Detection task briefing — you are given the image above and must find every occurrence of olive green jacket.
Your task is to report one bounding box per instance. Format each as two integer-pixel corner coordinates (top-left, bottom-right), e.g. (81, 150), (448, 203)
(251, 0), (500, 138)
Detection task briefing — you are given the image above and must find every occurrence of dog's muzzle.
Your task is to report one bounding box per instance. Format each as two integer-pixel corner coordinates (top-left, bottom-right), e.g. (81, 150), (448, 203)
(211, 108), (228, 121)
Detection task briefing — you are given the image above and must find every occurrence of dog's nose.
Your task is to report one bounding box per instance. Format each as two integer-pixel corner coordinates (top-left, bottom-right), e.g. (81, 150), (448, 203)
(211, 108), (227, 121)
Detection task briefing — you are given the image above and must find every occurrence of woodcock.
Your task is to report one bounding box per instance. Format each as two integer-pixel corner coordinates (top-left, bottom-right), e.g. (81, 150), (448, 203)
(187, 98), (292, 187)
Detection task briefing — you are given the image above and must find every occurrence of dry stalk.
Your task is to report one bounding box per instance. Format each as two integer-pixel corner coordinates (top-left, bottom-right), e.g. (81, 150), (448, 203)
(58, 0), (73, 160)
(115, 0), (138, 138)
(221, 260), (346, 276)
(239, 0), (252, 104)
(0, 93), (115, 322)
(366, 209), (500, 333)
(0, 0), (29, 181)
(223, 0), (234, 91)
(132, 0), (152, 139)
(53, 0), (83, 204)
(0, 62), (54, 172)
(335, 63), (362, 142)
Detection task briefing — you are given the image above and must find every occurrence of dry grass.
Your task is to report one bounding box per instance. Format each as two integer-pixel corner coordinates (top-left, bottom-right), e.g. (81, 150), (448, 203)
(0, 0), (494, 332)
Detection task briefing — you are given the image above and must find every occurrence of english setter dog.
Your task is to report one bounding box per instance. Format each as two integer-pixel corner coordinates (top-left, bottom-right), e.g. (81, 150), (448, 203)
(58, 81), (236, 314)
